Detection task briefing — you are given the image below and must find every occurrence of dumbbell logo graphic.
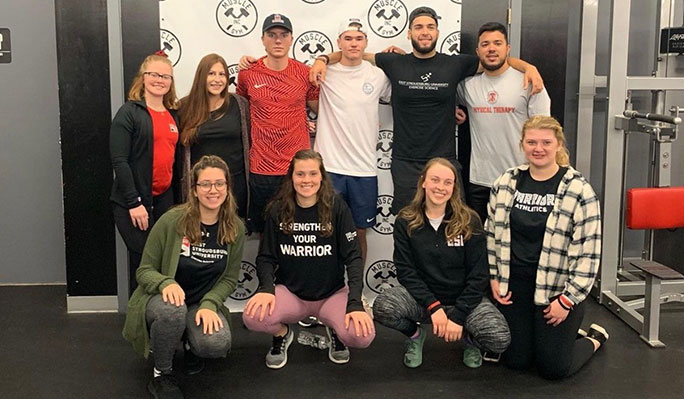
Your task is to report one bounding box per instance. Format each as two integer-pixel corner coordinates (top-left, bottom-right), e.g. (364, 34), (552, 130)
(230, 261), (259, 300)
(293, 31), (333, 66)
(368, 0), (408, 38)
(440, 32), (462, 55)
(160, 29), (181, 66)
(216, 0), (258, 38)
(224, 7), (250, 32)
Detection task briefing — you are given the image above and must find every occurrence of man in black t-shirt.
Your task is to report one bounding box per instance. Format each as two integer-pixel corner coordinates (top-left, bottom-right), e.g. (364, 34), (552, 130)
(310, 7), (544, 213)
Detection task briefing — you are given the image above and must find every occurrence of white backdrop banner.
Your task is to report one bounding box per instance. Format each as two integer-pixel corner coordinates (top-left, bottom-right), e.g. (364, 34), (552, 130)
(160, 0), (463, 311)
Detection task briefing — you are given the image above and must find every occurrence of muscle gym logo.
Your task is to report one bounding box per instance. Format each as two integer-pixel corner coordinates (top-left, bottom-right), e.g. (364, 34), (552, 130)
(227, 64), (240, 91)
(293, 31), (333, 66)
(376, 129), (393, 170)
(440, 31), (461, 55)
(368, 0), (408, 38)
(487, 90), (498, 104)
(216, 0), (258, 38)
(160, 29), (181, 66)
(229, 261), (259, 301)
(365, 260), (399, 294)
(373, 195), (395, 235)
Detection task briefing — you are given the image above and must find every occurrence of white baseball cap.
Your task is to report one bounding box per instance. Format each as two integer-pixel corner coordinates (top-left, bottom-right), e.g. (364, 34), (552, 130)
(337, 17), (367, 37)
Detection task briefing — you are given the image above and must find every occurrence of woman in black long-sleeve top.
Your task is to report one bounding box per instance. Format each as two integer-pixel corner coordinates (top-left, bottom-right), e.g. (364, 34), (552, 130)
(373, 157), (510, 369)
(110, 52), (180, 294)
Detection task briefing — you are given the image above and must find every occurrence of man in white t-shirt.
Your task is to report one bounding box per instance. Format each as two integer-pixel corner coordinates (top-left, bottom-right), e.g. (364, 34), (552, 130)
(314, 17), (391, 262)
(457, 22), (551, 223)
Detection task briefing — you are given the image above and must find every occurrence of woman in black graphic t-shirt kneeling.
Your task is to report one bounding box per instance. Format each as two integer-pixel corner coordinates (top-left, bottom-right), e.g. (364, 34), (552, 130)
(487, 115), (607, 379)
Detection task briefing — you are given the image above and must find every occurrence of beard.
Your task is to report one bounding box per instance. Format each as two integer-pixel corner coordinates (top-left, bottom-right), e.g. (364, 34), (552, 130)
(481, 55), (507, 71)
(411, 36), (437, 55)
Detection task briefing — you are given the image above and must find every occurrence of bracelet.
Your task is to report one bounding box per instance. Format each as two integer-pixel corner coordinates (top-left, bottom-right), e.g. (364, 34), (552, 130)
(427, 300), (442, 312)
(316, 54), (330, 65)
(557, 297), (572, 311)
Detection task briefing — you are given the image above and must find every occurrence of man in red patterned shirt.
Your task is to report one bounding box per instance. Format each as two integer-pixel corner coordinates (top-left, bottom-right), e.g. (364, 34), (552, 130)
(238, 13), (319, 234)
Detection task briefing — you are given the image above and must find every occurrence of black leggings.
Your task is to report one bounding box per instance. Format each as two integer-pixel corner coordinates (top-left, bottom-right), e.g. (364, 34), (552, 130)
(498, 274), (595, 380)
(112, 188), (174, 296)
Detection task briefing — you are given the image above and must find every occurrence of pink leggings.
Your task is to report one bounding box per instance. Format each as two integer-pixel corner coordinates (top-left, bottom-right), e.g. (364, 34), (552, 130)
(242, 285), (375, 348)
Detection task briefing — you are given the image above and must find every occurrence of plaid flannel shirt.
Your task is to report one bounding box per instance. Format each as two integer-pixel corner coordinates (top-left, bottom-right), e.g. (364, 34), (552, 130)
(485, 164), (601, 306)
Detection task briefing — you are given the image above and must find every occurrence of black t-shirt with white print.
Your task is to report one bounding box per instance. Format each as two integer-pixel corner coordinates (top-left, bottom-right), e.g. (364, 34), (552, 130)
(510, 167), (567, 280)
(374, 52), (479, 161)
(175, 222), (228, 305)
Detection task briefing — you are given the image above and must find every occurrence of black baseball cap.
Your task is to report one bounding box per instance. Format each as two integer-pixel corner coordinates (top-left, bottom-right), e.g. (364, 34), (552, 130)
(262, 13), (293, 33)
(409, 6), (440, 27)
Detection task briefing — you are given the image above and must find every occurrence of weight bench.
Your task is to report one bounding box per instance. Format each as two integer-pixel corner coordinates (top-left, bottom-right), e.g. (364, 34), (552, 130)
(626, 186), (684, 347)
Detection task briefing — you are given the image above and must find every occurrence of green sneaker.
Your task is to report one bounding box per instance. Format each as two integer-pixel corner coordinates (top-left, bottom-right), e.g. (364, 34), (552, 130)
(463, 344), (483, 368)
(403, 326), (426, 368)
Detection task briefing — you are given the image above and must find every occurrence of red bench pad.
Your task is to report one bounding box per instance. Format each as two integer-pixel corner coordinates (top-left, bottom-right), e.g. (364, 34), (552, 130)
(626, 187), (684, 229)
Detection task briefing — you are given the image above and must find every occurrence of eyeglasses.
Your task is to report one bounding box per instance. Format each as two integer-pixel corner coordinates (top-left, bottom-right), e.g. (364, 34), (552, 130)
(196, 180), (228, 192)
(144, 71), (173, 81)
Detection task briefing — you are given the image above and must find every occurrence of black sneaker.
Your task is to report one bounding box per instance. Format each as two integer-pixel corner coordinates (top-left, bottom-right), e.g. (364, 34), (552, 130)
(265, 326), (294, 369)
(148, 373), (184, 399)
(326, 327), (350, 364)
(183, 346), (204, 376)
(587, 324), (609, 346)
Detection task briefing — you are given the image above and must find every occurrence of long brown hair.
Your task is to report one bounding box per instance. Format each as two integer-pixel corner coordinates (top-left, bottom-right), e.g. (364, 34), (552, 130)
(178, 54), (231, 146)
(398, 158), (475, 240)
(127, 54), (178, 109)
(266, 149), (335, 237)
(177, 155), (240, 245)
(521, 115), (571, 167)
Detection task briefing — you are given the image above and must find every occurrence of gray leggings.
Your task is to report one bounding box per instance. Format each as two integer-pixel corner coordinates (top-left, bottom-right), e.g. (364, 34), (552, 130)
(373, 286), (511, 354)
(145, 294), (231, 371)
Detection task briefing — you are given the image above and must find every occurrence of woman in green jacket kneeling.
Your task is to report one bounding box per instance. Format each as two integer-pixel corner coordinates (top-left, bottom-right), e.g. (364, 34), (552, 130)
(123, 155), (245, 399)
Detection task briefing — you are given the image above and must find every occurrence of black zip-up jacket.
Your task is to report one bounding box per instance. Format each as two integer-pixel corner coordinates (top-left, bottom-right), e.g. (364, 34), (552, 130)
(256, 195), (364, 313)
(393, 207), (488, 324)
(110, 100), (181, 209)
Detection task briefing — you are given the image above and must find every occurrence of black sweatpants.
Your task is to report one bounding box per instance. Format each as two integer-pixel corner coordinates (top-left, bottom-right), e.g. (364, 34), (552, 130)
(112, 188), (174, 296)
(465, 182), (490, 226)
(498, 273), (595, 380)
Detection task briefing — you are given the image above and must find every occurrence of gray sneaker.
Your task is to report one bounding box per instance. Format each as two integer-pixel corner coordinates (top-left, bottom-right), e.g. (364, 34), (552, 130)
(265, 326), (294, 369)
(326, 327), (350, 364)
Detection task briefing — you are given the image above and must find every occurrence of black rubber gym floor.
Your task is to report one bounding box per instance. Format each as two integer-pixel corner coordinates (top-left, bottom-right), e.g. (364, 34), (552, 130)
(1, 286), (683, 398)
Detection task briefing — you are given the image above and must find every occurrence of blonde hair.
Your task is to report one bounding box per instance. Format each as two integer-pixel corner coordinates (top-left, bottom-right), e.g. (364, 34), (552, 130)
(398, 158), (475, 241)
(127, 54), (178, 110)
(521, 115), (570, 167)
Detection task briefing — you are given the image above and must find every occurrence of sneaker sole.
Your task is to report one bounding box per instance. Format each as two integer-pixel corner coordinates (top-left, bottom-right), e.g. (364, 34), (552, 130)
(589, 323), (609, 340)
(266, 329), (294, 370)
(326, 327), (350, 364)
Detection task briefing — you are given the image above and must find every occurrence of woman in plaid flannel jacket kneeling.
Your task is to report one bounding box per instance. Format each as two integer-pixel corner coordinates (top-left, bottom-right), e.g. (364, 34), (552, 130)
(487, 115), (608, 380)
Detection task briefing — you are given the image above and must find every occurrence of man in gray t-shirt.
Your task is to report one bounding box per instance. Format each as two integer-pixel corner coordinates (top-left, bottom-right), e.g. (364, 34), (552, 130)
(457, 22), (551, 223)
